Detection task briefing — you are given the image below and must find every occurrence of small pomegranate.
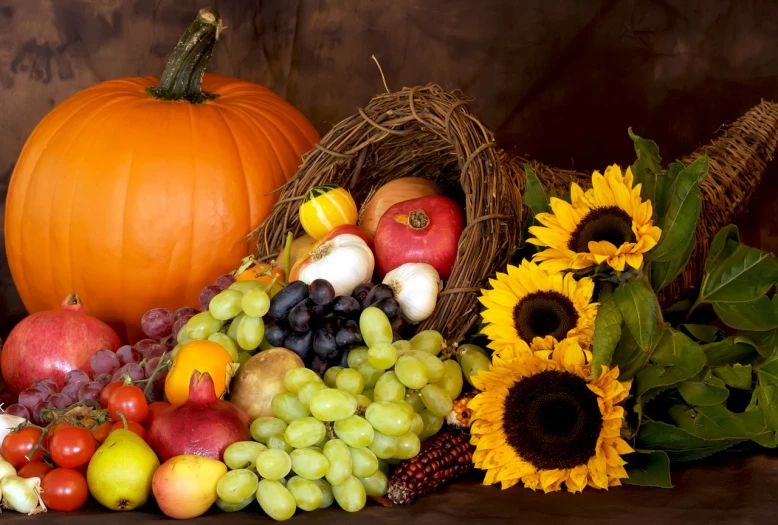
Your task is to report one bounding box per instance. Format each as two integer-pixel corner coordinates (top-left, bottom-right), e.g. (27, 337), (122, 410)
(1, 294), (122, 394)
(149, 371), (251, 462)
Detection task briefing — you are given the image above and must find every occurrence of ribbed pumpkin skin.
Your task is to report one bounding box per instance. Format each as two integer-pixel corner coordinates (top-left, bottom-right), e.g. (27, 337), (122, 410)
(5, 74), (319, 342)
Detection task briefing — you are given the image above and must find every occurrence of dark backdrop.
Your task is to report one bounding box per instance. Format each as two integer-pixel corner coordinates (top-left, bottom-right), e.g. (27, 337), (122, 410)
(2, 0), (778, 335)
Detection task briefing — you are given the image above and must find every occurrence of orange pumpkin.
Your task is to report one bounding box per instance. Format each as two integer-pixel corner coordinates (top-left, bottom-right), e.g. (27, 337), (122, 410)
(4, 9), (319, 342)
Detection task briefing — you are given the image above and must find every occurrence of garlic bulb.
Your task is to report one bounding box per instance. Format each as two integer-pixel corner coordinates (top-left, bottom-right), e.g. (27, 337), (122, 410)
(1, 475), (47, 515)
(382, 263), (441, 324)
(0, 455), (16, 482)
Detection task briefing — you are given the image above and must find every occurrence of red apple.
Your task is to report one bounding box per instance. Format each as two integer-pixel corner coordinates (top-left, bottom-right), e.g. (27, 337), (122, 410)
(374, 195), (464, 279)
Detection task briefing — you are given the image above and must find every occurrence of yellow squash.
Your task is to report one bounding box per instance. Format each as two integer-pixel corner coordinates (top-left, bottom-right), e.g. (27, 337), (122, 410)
(298, 185), (358, 239)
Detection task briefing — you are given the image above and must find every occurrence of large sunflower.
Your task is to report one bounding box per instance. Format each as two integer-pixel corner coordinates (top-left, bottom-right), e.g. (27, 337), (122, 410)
(479, 260), (597, 352)
(528, 164), (662, 272)
(468, 338), (633, 493)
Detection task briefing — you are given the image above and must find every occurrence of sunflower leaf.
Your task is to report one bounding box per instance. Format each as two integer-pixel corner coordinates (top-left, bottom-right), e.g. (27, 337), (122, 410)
(636, 328), (706, 399)
(622, 450), (673, 488)
(647, 155), (708, 263)
(680, 324), (723, 343)
(655, 161), (684, 220)
(636, 420), (745, 462)
(648, 231), (696, 292)
(522, 164), (549, 216)
(678, 377), (730, 406)
(702, 337), (759, 367)
(614, 277), (662, 353)
(628, 128), (662, 205)
(705, 224), (740, 273)
(713, 364), (753, 391)
(756, 348), (778, 436)
(681, 404), (768, 441)
(591, 283), (622, 378)
(744, 328), (778, 358)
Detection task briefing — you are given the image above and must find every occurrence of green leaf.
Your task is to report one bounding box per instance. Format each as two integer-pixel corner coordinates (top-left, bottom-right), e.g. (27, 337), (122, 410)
(611, 328), (649, 381)
(648, 156), (708, 262)
(677, 404), (767, 440)
(745, 328), (778, 358)
(522, 164), (549, 217)
(614, 277), (662, 352)
(703, 337), (759, 366)
(655, 161), (684, 219)
(636, 420), (744, 462)
(622, 450), (673, 488)
(756, 349), (778, 437)
(678, 378), (730, 406)
(591, 284), (622, 378)
(629, 128), (662, 205)
(713, 364), (753, 390)
(636, 328), (706, 399)
(649, 232), (696, 292)
(705, 225), (739, 273)
(680, 324), (723, 343)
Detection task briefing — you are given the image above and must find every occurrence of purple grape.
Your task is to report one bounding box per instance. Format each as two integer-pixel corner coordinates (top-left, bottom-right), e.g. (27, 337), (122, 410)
(199, 285), (222, 311)
(141, 343), (167, 361)
(78, 382), (104, 402)
(172, 315), (194, 339)
(49, 393), (74, 410)
(214, 274), (236, 290)
(62, 381), (85, 401)
(90, 349), (121, 375)
(141, 308), (174, 339)
(4, 403), (30, 420)
(32, 400), (56, 425)
(18, 388), (48, 412)
(112, 363), (144, 382)
(32, 378), (59, 395)
(174, 307), (199, 321)
(94, 373), (112, 386)
(116, 345), (141, 365)
(65, 369), (91, 385)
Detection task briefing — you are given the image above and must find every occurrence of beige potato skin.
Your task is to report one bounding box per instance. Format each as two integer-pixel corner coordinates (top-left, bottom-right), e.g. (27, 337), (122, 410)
(230, 347), (304, 419)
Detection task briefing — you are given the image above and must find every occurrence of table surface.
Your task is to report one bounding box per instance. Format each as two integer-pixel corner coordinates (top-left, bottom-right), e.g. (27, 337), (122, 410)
(4, 452), (777, 524)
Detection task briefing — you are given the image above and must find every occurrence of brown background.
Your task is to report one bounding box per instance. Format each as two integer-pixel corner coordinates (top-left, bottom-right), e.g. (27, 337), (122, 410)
(2, 0), (778, 335)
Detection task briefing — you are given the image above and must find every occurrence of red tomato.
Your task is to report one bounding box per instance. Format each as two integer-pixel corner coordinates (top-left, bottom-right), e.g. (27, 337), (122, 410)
(49, 421), (73, 438)
(108, 385), (148, 423)
(99, 381), (124, 408)
(1, 426), (45, 468)
(144, 401), (171, 429)
(111, 420), (147, 441)
(41, 468), (89, 512)
(92, 421), (113, 443)
(17, 461), (53, 479)
(49, 426), (96, 469)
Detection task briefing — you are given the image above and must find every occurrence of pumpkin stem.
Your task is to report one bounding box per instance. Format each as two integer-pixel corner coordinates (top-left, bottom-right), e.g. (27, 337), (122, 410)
(146, 7), (223, 104)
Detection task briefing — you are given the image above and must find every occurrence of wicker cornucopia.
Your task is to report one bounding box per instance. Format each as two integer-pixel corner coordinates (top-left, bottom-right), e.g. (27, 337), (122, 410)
(252, 84), (523, 341)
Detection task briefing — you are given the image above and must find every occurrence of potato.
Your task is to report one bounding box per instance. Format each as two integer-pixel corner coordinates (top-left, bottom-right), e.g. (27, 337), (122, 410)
(230, 348), (304, 419)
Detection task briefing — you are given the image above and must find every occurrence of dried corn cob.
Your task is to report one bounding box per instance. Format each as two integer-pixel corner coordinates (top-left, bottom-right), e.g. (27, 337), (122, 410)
(446, 391), (477, 429)
(387, 430), (474, 504)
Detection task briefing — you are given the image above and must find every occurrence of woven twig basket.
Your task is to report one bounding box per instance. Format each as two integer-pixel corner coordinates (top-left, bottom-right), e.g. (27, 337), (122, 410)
(501, 100), (778, 305)
(252, 85), (523, 341)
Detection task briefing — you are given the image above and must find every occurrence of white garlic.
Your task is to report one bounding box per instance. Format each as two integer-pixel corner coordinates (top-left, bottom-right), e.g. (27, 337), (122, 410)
(382, 263), (441, 324)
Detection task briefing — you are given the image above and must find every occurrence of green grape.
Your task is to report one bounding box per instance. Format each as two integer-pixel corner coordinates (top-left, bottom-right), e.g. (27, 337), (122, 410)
(331, 476), (366, 513)
(406, 350), (445, 382)
(237, 350), (253, 366)
(346, 347), (369, 369)
(368, 430), (397, 459)
(355, 394), (372, 408)
(358, 469), (388, 497)
(367, 343), (397, 370)
(267, 434), (294, 453)
(309, 388), (357, 421)
(410, 330), (445, 355)
(170, 343), (184, 359)
(349, 446), (378, 478)
(227, 312), (245, 342)
(435, 359), (464, 399)
(323, 439), (352, 486)
(333, 415), (375, 448)
(209, 289), (244, 320)
(259, 336), (273, 351)
(272, 392), (310, 423)
(365, 401), (412, 436)
(298, 381), (327, 408)
(237, 315), (264, 351)
(256, 449), (292, 480)
(394, 432), (421, 460)
(216, 495), (253, 512)
(250, 417), (288, 443)
(357, 362), (383, 388)
(284, 417), (327, 448)
(224, 441), (267, 470)
(216, 469), (259, 504)
(457, 344), (491, 387)
(207, 332), (239, 361)
(404, 390), (425, 412)
(394, 355), (429, 389)
(418, 409), (444, 441)
(290, 448), (329, 480)
(393, 340), (412, 353)
(286, 476), (322, 511)
(389, 400), (416, 416)
(359, 307), (393, 348)
(285, 368), (323, 394)
(335, 368), (365, 395)
(420, 384), (454, 417)
(185, 311), (224, 340)
(277, 477), (287, 486)
(242, 288), (271, 318)
(377, 459), (391, 476)
(362, 388), (375, 401)
(374, 371), (406, 402)
(257, 479), (296, 521)
(323, 366), (343, 388)
(229, 280), (263, 293)
(312, 478), (334, 508)
(409, 412), (424, 435)
(313, 431), (330, 449)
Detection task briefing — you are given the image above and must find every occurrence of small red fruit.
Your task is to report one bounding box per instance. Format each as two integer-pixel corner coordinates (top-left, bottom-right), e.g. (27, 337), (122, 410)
(108, 384), (148, 423)
(111, 420), (148, 441)
(1, 426), (45, 468)
(144, 401), (172, 429)
(100, 380), (124, 408)
(17, 461), (53, 479)
(41, 468), (89, 512)
(50, 426), (96, 469)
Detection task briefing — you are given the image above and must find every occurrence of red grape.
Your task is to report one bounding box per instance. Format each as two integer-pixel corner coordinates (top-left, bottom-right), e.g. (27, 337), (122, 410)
(93, 373), (112, 386)
(214, 274), (236, 290)
(174, 307), (199, 321)
(77, 382), (104, 402)
(65, 370), (91, 385)
(115, 345), (141, 366)
(172, 315), (194, 340)
(32, 378), (59, 395)
(49, 393), (73, 410)
(112, 363), (144, 382)
(141, 343), (167, 361)
(4, 403), (30, 420)
(141, 308), (174, 339)
(90, 350), (121, 375)
(32, 400), (56, 425)
(134, 339), (156, 354)
(199, 286), (221, 311)
(143, 357), (161, 378)
(61, 382), (85, 402)
(18, 389), (48, 412)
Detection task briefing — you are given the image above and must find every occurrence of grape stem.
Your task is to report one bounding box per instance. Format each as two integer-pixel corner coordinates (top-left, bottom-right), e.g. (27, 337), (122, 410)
(140, 356), (173, 401)
(325, 422), (337, 440)
(283, 231), (293, 281)
(24, 400), (109, 460)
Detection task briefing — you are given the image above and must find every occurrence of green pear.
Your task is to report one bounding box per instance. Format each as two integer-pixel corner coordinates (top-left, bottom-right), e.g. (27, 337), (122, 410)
(87, 429), (160, 511)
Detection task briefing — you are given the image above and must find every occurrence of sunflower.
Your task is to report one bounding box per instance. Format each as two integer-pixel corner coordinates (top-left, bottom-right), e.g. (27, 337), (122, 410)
(468, 338), (633, 493)
(528, 164), (662, 272)
(478, 260), (597, 352)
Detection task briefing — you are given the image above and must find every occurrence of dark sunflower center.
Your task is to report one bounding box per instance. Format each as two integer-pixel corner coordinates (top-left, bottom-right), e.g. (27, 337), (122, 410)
(568, 206), (636, 252)
(503, 370), (602, 470)
(513, 291), (578, 342)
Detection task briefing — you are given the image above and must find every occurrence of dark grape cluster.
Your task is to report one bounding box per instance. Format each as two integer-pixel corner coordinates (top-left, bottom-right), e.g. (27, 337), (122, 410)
(266, 280), (406, 374)
(7, 373), (106, 425)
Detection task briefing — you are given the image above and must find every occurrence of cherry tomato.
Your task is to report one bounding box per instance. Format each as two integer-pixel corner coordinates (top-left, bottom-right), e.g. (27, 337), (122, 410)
(111, 420), (147, 441)
(1, 426), (45, 468)
(49, 426), (96, 469)
(108, 385), (148, 423)
(144, 401), (171, 429)
(41, 468), (89, 512)
(17, 461), (53, 479)
(49, 421), (73, 438)
(100, 381), (124, 408)
(92, 421), (113, 443)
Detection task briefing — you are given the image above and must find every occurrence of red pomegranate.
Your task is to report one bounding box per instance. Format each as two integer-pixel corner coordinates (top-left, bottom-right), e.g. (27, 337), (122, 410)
(1, 294), (121, 394)
(149, 371), (251, 462)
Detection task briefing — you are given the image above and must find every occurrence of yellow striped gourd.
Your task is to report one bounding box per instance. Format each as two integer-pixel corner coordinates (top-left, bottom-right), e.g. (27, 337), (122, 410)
(298, 185), (358, 239)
